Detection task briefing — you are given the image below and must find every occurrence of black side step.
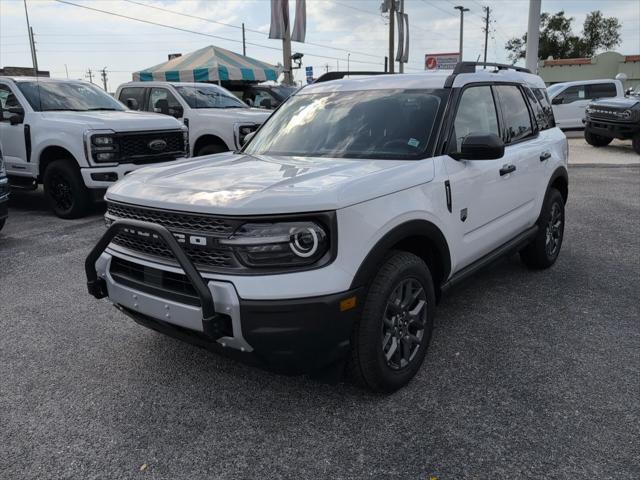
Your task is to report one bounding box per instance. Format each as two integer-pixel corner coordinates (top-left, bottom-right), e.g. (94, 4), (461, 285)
(8, 176), (37, 190)
(441, 225), (538, 292)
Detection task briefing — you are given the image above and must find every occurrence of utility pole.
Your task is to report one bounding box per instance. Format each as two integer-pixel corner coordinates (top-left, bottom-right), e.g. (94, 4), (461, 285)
(347, 53), (350, 73)
(454, 5), (470, 60)
(86, 68), (94, 84)
(398, 0), (404, 73)
(325, 63), (329, 73)
(482, 6), (491, 66)
(100, 67), (108, 91)
(282, 16), (293, 84)
(23, 0), (39, 76)
(242, 23), (246, 56)
(525, 0), (542, 72)
(64, 64), (69, 79)
(388, 0), (395, 73)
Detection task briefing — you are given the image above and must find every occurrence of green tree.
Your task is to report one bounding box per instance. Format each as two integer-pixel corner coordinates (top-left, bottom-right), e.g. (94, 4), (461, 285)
(505, 10), (622, 64)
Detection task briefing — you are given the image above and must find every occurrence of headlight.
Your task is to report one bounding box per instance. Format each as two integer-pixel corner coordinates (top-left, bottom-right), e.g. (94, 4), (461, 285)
(620, 109), (632, 120)
(235, 123), (259, 148)
(89, 131), (119, 163)
(220, 221), (330, 267)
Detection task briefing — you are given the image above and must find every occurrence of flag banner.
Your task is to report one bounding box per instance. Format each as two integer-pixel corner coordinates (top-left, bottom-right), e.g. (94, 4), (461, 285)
(269, 0), (289, 40)
(401, 13), (409, 63)
(291, 0), (306, 42)
(395, 11), (404, 62)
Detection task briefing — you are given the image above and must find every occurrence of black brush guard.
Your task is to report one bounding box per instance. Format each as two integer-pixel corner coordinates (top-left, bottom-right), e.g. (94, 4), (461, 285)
(85, 219), (227, 340)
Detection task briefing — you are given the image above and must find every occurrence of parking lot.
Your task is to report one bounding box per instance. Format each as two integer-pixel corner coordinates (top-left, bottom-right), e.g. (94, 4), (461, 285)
(1, 158), (639, 479)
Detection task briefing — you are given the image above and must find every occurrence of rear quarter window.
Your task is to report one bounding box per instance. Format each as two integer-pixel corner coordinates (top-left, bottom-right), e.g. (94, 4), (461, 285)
(527, 87), (556, 130)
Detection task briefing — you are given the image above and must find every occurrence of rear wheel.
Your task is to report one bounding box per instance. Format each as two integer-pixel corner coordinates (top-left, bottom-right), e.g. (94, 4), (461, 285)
(43, 159), (91, 219)
(584, 130), (613, 147)
(520, 188), (565, 269)
(632, 134), (640, 155)
(348, 251), (436, 393)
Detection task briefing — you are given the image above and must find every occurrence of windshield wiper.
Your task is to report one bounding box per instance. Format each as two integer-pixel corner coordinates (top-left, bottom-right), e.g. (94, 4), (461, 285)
(87, 107), (119, 111)
(41, 108), (85, 111)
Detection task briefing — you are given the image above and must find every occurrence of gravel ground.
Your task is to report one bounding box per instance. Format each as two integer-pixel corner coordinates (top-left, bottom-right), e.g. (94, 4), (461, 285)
(0, 166), (639, 480)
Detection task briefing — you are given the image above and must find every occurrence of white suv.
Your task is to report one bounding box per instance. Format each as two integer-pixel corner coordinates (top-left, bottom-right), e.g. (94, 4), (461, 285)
(87, 63), (568, 392)
(116, 81), (271, 157)
(0, 77), (188, 218)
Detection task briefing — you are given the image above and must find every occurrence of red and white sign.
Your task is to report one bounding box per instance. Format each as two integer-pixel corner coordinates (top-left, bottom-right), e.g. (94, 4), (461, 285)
(425, 53), (460, 71)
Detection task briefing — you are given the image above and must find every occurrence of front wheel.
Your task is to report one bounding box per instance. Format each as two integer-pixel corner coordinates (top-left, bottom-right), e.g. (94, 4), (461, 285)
(195, 143), (227, 157)
(348, 251), (436, 393)
(520, 188), (565, 269)
(43, 159), (91, 219)
(584, 130), (613, 147)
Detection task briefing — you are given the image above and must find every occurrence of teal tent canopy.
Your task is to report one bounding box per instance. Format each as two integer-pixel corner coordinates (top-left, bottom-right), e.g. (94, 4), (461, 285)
(133, 45), (280, 82)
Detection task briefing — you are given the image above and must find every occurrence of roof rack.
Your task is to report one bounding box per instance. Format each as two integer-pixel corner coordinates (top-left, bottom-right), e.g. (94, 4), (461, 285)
(313, 71), (391, 84)
(444, 61), (532, 87)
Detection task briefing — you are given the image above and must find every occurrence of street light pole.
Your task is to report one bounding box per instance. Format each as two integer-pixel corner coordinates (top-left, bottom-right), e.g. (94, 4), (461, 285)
(454, 5), (470, 60)
(525, 0), (542, 72)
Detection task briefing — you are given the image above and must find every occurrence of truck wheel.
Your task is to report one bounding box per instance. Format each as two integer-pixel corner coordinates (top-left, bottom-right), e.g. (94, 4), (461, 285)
(195, 143), (227, 157)
(584, 130), (613, 147)
(632, 134), (640, 155)
(43, 159), (91, 219)
(348, 251), (436, 393)
(520, 188), (565, 270)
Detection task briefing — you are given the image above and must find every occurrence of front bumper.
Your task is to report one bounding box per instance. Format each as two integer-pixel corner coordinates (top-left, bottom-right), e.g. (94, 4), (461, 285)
(584, 119), (640, 139)
(80, 157), (187, 189)
(87, 220), (362, 373)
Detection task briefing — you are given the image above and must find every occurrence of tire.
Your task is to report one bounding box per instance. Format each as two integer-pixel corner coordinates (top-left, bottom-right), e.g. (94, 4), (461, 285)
(632, 134), (640, 155)
(195, 143), (227, 157)
(584, 130), (613, 147)
(348, 251), (436, 393)
(520, 188), (565, 270)
(43, 159), (91, 219)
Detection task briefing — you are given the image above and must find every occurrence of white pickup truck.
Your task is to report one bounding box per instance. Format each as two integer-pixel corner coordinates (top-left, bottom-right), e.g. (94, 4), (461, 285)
(0, 77), (188, 218)
(547, 78), (624, 130)
(116, 81), (271, 157)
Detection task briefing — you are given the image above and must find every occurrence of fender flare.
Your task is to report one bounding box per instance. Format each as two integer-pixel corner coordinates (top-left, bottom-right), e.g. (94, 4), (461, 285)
(349, 219), (452, 289)
(546, 165), (569, 203)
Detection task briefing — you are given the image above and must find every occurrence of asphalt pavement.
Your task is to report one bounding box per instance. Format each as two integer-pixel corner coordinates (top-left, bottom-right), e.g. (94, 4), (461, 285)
(1, 166), (638, 479)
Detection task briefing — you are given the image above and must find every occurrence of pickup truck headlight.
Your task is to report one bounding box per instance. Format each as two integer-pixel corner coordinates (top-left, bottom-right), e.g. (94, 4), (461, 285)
(89, 131), (120, 163)
(234, 123), (260, 148)
(220, 221), (329, 267)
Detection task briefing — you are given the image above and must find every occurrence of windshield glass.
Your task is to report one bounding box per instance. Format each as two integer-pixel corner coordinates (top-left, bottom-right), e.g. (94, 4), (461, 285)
(244, 89), (447, 159)
(175, 85), (247, 109)
(268, 85), (296, 100)
(546, 83), (565, 97)
(16, 81), (125, 112)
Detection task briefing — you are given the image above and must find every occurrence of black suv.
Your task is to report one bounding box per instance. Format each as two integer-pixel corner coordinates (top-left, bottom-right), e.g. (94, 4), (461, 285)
(584, 97), (640, 154)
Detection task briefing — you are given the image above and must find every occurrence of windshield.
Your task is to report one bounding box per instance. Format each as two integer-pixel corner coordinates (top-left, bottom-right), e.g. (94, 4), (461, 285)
(268, 85), (296, 100)
(16, 81), (125, 112)
(546, 83), (565, 97)
(175, 85), (247, 109)
(244, 89), (448, 159)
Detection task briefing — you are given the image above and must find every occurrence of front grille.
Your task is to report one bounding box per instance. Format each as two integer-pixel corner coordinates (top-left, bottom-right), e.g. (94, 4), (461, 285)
(106, 202), (243, 270)
(587, 108), (633, 122)
(117, 130), (185, 163)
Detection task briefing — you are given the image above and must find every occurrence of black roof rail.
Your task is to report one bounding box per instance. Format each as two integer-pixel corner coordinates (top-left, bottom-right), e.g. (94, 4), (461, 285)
(313, 71), (391, 84)
(444, 61), (532, 87)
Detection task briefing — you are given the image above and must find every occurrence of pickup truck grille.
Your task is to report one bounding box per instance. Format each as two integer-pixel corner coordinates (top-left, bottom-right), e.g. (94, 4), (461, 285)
(106, 202), (243, 270)
(117, 130), (185, 164)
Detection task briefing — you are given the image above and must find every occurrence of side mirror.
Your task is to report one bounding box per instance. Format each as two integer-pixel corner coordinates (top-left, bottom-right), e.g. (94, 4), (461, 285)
(242, 131), (256, 145)
(259, 98), (272, 109)
(450, 133), (504, 161)
(552, 96), (564, 105)
(6, 106), (25, 125)
(245, 98), (253, 106)
(169, 105), (183, 118)
(125, 98), (139, 110)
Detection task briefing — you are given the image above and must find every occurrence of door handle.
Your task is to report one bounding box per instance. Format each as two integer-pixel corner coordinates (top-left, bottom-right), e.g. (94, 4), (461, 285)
(499, 164), (516, 176)
(540, 151), (551, 161)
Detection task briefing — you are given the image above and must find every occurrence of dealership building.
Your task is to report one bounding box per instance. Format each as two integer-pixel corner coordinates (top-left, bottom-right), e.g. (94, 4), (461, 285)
(539, 51), (640, 89)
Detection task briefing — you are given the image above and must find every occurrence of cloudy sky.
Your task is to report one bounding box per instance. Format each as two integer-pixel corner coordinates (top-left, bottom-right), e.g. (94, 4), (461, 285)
(1, 0), (638, 90)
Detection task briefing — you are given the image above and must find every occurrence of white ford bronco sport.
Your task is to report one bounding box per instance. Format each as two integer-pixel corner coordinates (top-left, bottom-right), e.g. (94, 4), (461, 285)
(0, 77), (188, 218)
(87, 63), (568, 392)
(116, 81), (271, 157)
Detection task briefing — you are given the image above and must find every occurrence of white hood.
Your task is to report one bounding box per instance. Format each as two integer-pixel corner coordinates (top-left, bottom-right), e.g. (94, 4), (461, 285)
(39, 110), (183, 131)
(106, 152), (435, 215)
(193, 107), (271, 123)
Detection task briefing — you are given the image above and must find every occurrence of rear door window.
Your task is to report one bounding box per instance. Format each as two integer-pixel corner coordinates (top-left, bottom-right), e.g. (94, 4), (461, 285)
(495, 85), (534, 143)
(585, 83), (617, 100)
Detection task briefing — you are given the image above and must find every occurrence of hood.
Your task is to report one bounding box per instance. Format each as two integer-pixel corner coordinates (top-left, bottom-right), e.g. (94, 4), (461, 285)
(39, 110), (184, 131)
(589, 97), (639, 109)
(106, 152), (435, 215)
(193, 107), (271, 123)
